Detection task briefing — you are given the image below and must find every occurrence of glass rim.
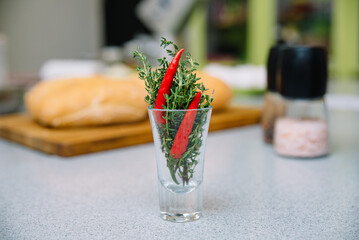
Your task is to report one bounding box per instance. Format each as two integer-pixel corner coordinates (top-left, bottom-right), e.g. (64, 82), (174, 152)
(147, 106), (213, 112)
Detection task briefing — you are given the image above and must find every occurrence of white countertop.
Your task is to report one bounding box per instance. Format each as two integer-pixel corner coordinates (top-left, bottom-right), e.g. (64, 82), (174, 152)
(0, 106), (358, 239)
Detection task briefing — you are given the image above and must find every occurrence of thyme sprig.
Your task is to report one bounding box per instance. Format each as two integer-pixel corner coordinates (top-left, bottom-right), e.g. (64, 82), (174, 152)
(133, 38), (213, 185)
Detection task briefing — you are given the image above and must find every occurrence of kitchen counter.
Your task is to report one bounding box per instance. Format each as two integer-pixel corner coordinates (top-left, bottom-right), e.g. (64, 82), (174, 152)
(0, 107), (358, 240)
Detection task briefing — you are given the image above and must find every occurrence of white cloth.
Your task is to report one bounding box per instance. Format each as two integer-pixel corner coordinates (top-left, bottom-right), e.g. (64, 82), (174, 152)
(203, 63), (266, 90)
(40, 59), (104, 81)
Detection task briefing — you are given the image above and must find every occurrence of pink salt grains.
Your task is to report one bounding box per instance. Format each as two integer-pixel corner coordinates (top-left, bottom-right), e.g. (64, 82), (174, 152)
(274, 117), (328, 158)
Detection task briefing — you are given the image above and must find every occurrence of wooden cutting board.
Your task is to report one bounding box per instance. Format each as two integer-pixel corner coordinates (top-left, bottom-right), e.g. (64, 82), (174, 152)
(0, 105), (261, 157)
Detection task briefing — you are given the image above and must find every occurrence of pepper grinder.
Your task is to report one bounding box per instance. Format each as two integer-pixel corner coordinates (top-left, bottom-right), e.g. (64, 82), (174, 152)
(274, 46), (329, 158)
(261, 43), (287, 144)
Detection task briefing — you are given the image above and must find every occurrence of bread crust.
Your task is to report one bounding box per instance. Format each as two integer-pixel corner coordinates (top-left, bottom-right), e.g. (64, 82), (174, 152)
(196, 72), (233, 110)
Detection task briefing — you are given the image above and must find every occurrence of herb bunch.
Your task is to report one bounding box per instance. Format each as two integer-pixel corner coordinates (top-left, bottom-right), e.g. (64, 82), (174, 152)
(133, 38), (213, 185)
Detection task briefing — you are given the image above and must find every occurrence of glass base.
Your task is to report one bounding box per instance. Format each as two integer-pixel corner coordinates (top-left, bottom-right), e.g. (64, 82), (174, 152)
(160, 211), (202, 223)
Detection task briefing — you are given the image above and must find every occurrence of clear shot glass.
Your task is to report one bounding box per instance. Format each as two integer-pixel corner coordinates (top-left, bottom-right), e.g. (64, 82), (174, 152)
(148, 107), (212, 223)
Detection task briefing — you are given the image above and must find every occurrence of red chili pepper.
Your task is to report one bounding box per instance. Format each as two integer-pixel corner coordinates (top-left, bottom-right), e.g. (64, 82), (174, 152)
(170, 92), (202, 159)
(154, 48), (185, 125)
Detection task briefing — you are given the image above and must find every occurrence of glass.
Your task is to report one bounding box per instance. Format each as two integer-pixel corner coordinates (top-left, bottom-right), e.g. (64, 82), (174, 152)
(148, 107), (212, 223)
(274, 97), (329, 158)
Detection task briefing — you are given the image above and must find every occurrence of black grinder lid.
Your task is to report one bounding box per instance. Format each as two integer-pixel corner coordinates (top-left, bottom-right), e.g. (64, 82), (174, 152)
(279, 46), (328, 99)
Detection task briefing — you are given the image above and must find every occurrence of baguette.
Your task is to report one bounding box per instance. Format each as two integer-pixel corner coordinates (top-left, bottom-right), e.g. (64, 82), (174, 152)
(25, 75), (148, 127)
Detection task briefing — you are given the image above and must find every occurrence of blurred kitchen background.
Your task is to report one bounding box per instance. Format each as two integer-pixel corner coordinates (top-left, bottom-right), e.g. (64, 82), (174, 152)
(0, 0), (358, 113)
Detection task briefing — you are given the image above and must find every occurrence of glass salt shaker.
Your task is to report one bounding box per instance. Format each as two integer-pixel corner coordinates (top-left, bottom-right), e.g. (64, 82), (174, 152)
(274, 46), (329, 158)
(261, 43), (286, 144)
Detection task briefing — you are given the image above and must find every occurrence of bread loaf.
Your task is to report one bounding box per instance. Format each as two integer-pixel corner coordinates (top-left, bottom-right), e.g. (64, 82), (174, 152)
(25, 72), (232, 128)
(25, 75), (148, 127)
